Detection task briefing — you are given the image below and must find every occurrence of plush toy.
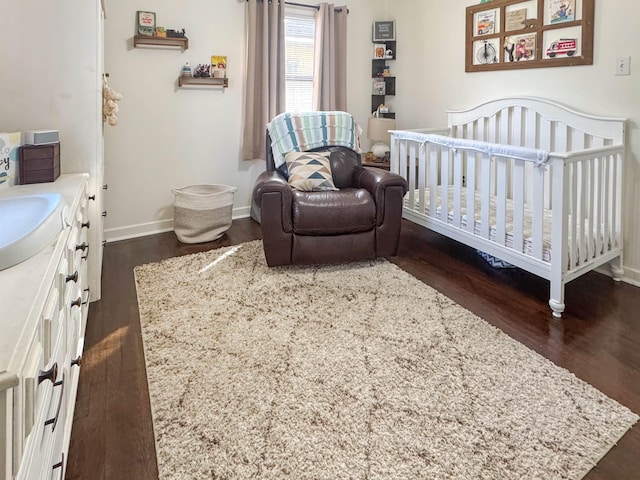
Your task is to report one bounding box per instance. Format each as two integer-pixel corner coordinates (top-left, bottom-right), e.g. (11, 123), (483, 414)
(102, 84), (123, 126)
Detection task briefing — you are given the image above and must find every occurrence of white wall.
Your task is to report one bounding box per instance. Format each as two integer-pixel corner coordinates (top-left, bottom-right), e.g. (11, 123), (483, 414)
(102, 0), (385, 240)
(0, 0), (105, 299)
(0, 0), (101, 177)
(387, 0), (640, 285)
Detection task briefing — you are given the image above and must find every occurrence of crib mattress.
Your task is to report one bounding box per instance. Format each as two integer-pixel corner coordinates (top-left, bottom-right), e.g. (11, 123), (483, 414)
(405, 187), (605, 265)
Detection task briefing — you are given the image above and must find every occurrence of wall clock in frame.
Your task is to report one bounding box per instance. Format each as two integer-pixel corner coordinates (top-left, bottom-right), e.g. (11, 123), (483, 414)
(465, 0), (594, 72)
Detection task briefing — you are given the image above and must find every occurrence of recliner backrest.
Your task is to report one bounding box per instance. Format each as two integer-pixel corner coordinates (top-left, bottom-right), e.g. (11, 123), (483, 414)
(265, 131), (362, 189)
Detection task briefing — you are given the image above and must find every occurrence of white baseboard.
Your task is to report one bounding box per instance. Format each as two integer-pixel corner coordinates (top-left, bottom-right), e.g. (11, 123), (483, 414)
(622, 265), (640, 287)
(594, 264), (640, 288)
(104, 206), (252, 243)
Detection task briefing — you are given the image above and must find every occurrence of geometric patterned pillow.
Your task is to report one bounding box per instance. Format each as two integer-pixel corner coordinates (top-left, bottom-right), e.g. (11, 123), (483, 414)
(284, 151), (338, 192)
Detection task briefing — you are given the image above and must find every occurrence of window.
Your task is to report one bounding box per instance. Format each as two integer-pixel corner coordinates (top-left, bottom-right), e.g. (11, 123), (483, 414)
(284, 10), (315, 112)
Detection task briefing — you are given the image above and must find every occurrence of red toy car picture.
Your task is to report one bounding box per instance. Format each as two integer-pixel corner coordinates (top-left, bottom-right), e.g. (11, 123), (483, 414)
(546, 38), (577, 57)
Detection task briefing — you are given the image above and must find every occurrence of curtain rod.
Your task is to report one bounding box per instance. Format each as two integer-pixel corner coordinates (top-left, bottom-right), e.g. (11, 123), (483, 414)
(245, 1), (348, 14)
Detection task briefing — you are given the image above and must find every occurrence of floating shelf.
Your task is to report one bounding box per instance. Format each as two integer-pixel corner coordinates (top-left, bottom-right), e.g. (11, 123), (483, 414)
(133, 35), (189, 50)
(178, 76), (229, 88)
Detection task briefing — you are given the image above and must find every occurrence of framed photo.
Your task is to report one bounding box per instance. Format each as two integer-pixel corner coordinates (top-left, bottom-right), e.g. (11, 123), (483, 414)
(137, 10), (156, 36)
(475, 10), (496, 36)
(505, 8), (527, 31)
(548, 0), (575, 24)
(505, 33), (536, 62)
(372, 21), (395, 41)
(373, 44), (386, 59)
(372, 81), (386, 95)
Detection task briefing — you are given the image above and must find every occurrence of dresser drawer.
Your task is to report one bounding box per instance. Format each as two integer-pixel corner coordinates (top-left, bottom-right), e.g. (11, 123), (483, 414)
(18, 328), (66, 480)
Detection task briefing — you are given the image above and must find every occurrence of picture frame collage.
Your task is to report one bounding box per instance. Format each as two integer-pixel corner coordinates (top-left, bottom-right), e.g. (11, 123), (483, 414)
(466, 0), (594, 72)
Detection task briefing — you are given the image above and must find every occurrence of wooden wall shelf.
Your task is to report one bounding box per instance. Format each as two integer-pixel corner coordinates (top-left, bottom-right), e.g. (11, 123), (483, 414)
(178, 76), (229, 88)
(134, 35), (189, 50)
(371, 40), (396, 117)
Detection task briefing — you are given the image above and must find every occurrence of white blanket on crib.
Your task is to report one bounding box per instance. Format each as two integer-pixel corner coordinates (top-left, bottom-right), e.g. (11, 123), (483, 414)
(393, 132), (550, 167)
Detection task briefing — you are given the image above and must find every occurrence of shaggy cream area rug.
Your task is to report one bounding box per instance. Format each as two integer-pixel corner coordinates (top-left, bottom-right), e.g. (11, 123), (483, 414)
(134, 241), (637, 480)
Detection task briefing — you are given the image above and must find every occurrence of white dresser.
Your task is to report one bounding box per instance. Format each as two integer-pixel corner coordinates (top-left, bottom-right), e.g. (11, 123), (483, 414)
(0, 174), (91, 480)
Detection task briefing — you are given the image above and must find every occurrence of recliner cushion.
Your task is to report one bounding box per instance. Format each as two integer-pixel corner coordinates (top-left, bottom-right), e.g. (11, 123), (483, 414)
(292, 188), (376, 235)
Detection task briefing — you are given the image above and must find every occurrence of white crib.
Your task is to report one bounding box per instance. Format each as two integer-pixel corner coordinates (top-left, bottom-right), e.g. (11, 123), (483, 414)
(390, 97), (625, 317)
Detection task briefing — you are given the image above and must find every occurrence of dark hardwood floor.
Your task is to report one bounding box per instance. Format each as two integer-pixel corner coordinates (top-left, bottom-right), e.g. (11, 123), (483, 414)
(66, 218), (640, 479)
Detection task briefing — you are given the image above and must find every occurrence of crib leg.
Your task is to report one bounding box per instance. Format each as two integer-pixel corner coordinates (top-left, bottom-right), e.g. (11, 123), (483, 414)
(549, 281), (565, 318)
(610, 256), (624, 282)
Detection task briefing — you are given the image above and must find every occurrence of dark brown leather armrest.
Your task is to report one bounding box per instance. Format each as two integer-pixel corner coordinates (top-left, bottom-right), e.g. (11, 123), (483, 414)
(252, 171), (292, 207)
(353, 167), (408, 226)
(353, 167), (408, 198)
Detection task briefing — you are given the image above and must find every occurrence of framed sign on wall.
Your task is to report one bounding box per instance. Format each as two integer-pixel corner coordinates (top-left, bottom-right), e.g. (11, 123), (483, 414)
(373, 21), (395, 41)
(465, 0), (594, 72)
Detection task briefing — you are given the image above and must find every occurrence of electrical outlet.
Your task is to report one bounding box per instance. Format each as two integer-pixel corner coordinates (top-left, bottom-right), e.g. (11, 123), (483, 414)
(615, 56), (630, 76)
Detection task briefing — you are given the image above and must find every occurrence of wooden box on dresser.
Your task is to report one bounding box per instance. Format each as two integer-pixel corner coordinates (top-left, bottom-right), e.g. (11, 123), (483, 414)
(0, 174), (91, 480)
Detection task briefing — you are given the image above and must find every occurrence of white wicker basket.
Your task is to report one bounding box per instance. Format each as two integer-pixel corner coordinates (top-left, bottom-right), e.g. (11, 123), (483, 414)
(172, 184), (237, 243)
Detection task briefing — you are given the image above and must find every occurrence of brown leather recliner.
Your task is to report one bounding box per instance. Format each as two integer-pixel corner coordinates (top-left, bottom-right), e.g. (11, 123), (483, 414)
(252, 131), (408, 266)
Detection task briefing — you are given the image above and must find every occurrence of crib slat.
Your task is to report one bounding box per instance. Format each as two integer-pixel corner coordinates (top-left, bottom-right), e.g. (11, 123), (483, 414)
(429, 146), (438, 219)
(612, 152), (620, 249)
(441, 148), (450, 224)
(570, 162), (578, 268)
(452, 149), (463, 227)
(531, 166), (545, 260)
(496, 157), (507, 246)
(466, 154), (477, 234)
(579, 160), (587, 265)
(595, 155), (604, 257)
(587, 158), (595, 261)
(408, 142), (417, 210)
(602, 154), (611, 254)
(480, 152), (491, 239)
(417, 142), (427, 214)
(512, 160), (525, 254)
(399, 140), (411, 210)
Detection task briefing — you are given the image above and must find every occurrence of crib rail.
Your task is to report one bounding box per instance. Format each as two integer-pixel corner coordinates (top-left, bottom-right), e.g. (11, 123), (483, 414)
(390, 131), (624, 280)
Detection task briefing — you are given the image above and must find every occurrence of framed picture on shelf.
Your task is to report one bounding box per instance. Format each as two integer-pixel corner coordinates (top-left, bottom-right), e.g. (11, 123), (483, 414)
(372, 81), (385, 95)
(372, 21), (395, 41)
(373, 44), (386, 59)
(137, 10), (156, 36)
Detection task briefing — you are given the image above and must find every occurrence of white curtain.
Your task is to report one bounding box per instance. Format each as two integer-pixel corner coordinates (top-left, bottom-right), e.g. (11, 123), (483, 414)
(242, 0), (286, 161)
(313, 3), (348, 111)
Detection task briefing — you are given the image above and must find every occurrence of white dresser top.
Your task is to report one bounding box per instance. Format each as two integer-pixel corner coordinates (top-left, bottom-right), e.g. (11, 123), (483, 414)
(0, 174), (88, 389)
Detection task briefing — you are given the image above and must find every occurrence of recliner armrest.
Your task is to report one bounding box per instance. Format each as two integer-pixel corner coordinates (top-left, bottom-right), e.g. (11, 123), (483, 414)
(353, 167), (408, 198)
(354, 167), (408, 227)
(252, 170), (293, 208)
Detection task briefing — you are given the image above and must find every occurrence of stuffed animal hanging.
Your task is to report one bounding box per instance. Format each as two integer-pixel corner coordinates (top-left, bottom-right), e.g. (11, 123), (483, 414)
(102, 81), (123, 126)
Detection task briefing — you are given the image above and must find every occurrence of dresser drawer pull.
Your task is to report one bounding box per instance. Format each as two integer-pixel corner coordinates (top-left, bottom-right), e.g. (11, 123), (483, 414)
(38, 362), (58, 384)
(71, 355), (82, 367)
(52, 453), (64, 479)
(83, 287), (91, 305)
(82, 245), (90, 260)
(82, 220), (91, 229)
(71, 297), (82, 308)
(66, 271), (78, 283)
(88, 194), (96, 201)
(44, 374), (65, 432)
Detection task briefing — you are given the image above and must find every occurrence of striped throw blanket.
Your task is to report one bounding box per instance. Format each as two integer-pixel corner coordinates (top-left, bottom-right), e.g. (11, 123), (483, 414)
(268, 111), (362, 168)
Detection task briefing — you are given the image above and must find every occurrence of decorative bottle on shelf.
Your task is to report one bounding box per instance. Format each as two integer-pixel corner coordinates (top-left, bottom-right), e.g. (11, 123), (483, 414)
(181, 62), (192, 77)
